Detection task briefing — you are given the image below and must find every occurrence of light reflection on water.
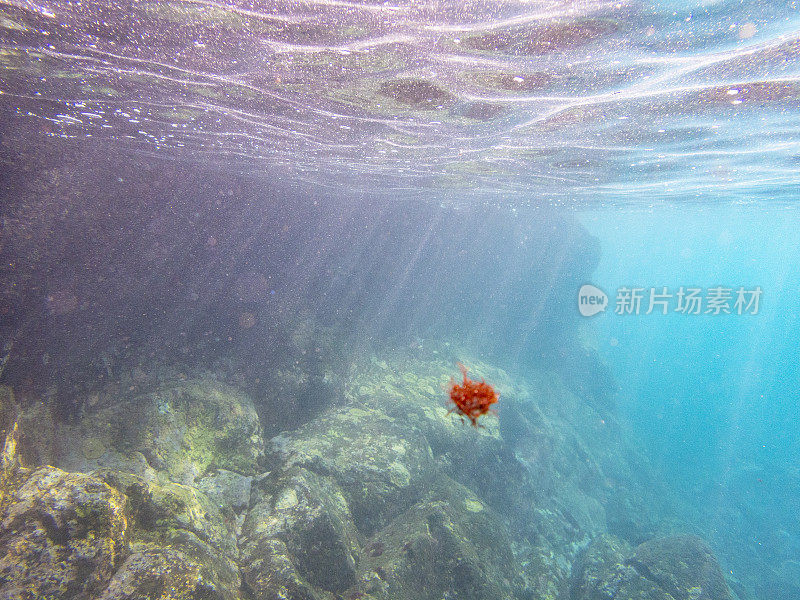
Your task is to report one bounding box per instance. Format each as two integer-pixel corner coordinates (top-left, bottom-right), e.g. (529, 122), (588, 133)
(0, 0), (799, 202)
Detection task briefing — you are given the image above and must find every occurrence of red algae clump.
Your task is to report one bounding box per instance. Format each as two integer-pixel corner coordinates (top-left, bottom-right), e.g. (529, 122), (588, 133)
(447, 363), (499, 427)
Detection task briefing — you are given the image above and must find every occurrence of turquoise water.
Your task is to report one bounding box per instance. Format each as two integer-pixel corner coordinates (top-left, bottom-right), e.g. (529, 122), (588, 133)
(584, 207), (800, 597)
(2, 1), (800, 599)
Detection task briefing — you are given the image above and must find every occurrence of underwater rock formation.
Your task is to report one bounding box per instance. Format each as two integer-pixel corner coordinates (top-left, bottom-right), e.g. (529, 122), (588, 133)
(0, 466), (128, 599)
(53, 378), (264, 484)
(0, 352), (733, 600)
(349, 476), (524, 600)
(96, 470), (241, 600)
(571, 533), (733, 600)
(241, 401), (525, 600)
(267, 405), (435, 535)
(629, 535), (733, 600)
(240, 466), (361, 598)
(237, 353), (654, 600)
(0, 404), (242, 600)
(0, 414), (127, 599)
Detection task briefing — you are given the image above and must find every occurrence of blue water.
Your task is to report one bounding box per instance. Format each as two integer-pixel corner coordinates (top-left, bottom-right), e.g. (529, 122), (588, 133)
(584, 206), (800, 597)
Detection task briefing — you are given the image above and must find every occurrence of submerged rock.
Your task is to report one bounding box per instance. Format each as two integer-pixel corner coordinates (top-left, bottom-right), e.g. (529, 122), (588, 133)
(54, 378), (264, 484)
(268, 405), (434, 535)
(0, 464), (128, 599)
(240, 466), (360, 599)
(571, 533), (733, 600)
(0, 346), (680, 600)
(97, 470), (241, 600)
(197, 468), (253, 513)
(0, 412), (243, 600)
(569, 533), (633, 600)
(98, 546), (230, 600)
(629, 535), (733, 600)
(347, 476), (524, 600)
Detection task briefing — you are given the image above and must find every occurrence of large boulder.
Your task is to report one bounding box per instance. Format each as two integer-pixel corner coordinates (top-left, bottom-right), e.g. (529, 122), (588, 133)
(571, 534), (733, 600)
(0, 463), (128, 599)
(97, 470), (241, 600)
(0, 378), (252, 600)
(570, 533), (634, 600)
(54, 378), (264, 484)
(347, 355), (607, 551)
(345, 476), (524, 600)
(629, 535), (733, 600)
(97, 546), (231, 600)
(0, 447), (242, 600)
(240, 466), (360, 599)
(268, 405), (435, 535)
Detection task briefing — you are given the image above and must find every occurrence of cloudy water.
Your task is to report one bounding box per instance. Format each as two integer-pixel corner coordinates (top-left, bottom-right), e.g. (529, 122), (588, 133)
(1, 1), (800, 600)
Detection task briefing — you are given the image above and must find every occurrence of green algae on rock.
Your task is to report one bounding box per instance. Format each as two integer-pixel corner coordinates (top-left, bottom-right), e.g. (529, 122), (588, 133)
(99, 546), (227, 600)
(0, 394), (247, 600)
(347, 475), (525, 600)
(241, 466), (360, 598)
(0, 465), (128, 599)
(55, 378), (264, 484)
(97, 470), (242, 600)
(0, 344), (700, 600)
(0, 403), (242, 600)
(571, 533), (733, 600)
(0, 407), (129, 600)
(268, 405), (434, 535)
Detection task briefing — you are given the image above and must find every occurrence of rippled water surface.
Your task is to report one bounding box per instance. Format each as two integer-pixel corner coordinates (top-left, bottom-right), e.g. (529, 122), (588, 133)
(2, 0), (800, 201)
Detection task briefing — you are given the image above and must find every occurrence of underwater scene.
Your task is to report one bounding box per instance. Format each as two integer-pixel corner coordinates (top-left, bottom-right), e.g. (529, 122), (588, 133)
(1, 0), (800, 599)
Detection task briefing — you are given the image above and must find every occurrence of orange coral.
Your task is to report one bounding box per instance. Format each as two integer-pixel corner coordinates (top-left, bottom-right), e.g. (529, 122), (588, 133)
(447, 363), (499, 427)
